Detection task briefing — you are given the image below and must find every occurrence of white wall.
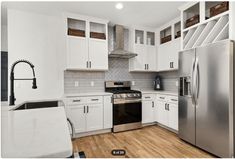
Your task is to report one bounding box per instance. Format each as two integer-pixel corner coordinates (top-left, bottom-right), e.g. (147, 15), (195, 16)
(8, 9), (65, 102)
(1, 25), (8, 52)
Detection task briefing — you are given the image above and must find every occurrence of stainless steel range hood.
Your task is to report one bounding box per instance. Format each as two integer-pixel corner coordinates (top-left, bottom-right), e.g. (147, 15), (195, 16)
(109, 25), (137, 59)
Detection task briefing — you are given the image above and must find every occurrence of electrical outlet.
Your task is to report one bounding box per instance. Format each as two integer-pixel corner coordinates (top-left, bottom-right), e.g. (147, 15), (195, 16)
(176, 80), (178, 87)
(91, 81), (94, 87)
(74, 81), (79, 87)
(132, 81), (135, 86)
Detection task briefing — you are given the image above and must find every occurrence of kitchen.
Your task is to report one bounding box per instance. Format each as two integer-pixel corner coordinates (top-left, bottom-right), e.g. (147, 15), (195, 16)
(1, 1), (235, 158)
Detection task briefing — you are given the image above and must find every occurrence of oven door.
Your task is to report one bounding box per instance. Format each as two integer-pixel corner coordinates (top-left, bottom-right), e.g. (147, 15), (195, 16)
(113, 99), (142, 126)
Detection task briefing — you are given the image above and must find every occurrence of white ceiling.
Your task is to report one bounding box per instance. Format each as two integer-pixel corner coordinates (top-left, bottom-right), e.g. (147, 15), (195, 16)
(2, 1), (185, 28)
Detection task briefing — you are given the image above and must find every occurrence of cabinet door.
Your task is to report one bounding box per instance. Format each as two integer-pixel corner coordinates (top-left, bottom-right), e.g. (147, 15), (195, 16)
(68, 105), (86, 133)
(132, 44), (145, 70)
(86, 104), (103, 131)
(67, 36), (88, 69)
(156, 100), (168, 126)
(103, 96), (113, 129)
(169, 38), (180, 70)
(157, 42), (171, 71)
(168, 103), (178, 130)
(145, 45), (157, 71)
(142, 100), (154, 124)
(88, 39), (108, 70)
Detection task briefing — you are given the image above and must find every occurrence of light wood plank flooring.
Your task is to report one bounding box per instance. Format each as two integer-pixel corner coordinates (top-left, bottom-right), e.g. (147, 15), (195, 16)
(73, 125), (214, 158)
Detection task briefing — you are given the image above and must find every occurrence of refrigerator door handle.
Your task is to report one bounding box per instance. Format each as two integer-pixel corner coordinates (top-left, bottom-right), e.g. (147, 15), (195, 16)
(194, 57), (199, 106)
(191, 58), (196, 105)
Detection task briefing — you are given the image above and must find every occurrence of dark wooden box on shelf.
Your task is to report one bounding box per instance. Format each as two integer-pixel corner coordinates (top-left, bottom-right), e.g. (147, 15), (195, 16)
(90, 32), (106, 40)
(161, 35), (172, 44)
(185, 14), (200, 28)
(175, 31), (181, 38)
(68, 28), (85, 37)
(210, 2), (229, 18)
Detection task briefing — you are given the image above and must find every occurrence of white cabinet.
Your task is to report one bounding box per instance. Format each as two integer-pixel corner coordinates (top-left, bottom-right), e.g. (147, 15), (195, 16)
(142, 94), (155, 124)
(103, 96), (113, 129)
(168, 103), (178, 130)
(69, 105), (86, 133)
(65, 13), (109, 71)
(129, 28), (157, 72)
(156, 94), (178, 131)
(86, 104), (103, 131)
(157, 17), (181, 72)
(88, 39), (108, 70)
(157, 100), (168, 126)
(65, 95), (112, 134)
(67, 36), (88, 69)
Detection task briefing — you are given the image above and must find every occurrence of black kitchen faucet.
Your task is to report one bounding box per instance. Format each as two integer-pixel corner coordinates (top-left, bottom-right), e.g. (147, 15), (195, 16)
(9, 60), (37, 105)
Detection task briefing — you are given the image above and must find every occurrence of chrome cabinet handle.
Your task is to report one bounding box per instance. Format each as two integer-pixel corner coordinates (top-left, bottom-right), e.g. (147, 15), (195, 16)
(73, 99), (80, 102)
(165, 103), (167, 110)
(145, 96), (151, 99)
(91, 99), (99, 101)
(152, 101), (154, 107)
(160, 97), (165, 99)
(171, 99), (177, 101)
(89, 61), (91, 68)
(87, 106), (89, 113)
(167, 104), (170, 111)
(86, 61), (89, 68)
(84, 106), (86, 113)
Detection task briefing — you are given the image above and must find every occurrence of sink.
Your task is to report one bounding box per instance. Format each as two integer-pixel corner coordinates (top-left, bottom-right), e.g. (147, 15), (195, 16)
(13, 101), (59, 110)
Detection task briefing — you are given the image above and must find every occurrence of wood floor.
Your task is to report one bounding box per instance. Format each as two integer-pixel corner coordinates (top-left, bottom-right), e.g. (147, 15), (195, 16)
(73, 125), (214, 158)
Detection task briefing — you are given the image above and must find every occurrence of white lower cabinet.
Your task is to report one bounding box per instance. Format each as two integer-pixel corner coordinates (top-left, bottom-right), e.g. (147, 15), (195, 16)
(142, 94), (155, 124)
(86, 104), (103, 131)
(69, 105), (86, 133)
(65, 95), (112, 134)
(156, 95), (178, 131)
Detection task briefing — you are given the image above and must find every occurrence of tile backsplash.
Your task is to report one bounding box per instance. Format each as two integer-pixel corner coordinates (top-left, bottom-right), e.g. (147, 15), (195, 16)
(64, 58), (178, 94)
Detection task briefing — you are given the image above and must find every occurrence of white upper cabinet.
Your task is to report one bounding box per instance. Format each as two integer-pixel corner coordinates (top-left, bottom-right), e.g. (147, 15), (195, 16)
(64, 13), (109, 71)
(157, 17), (181, 72)
(129, 28), (157, 72)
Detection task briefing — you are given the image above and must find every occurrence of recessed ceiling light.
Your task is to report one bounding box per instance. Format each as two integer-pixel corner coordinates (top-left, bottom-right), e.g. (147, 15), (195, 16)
(115, 3), (123, 10)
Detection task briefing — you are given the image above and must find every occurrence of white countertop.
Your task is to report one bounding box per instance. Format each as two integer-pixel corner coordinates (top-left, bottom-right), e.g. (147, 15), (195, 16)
(141, 90), (178, 96)
(1, 106), (73, 158)
(64, 92), (113, 97)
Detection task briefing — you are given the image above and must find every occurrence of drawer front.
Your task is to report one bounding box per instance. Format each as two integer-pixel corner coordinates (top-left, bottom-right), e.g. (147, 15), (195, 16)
(167, 96), (178, 104)
(87, 96), (103, 104)
(156, 94), (167, 101)
(66, 97), (87, 105)
(142, 94), (155, 101)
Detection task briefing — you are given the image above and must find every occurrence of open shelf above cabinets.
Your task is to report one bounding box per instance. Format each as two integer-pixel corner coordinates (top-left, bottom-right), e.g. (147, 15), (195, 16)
(135, 30), (144, 45)
(90, 22), (106, 40)
(205, 1), (229, 20)
(67, 18), (86, 37)
(183, 3), (200, 29)
(160, 26), (172, 44)
(174, 22), (181, 39)
(146, 32), (155, 46)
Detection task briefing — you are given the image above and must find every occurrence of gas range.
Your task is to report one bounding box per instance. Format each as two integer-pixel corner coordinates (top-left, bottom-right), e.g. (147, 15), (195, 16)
(105, 81), (142, 132)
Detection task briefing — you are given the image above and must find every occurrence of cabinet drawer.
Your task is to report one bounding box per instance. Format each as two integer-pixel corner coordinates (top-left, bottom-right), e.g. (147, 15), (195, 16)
(66, 97), (87, 105)
(167, 96), (178, 104)
(87, 96), (103, 104)
(142, 94), (155, 101)
(156, 94), (167, 101)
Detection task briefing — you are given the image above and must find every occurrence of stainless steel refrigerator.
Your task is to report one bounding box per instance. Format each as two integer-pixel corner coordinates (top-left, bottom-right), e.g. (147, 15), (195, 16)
(178, 40), (234, 157)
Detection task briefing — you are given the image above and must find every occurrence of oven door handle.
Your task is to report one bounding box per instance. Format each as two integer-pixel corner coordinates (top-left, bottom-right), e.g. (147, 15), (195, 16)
(114, 99), (141, 104)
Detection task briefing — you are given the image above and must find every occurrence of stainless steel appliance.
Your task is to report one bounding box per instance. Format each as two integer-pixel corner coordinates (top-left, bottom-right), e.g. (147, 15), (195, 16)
(178, 40), (234, 157)
(105, 81), (142, 132)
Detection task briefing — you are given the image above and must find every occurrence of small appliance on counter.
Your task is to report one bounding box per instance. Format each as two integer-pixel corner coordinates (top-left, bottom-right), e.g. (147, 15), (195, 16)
(154, 76), (163, 90)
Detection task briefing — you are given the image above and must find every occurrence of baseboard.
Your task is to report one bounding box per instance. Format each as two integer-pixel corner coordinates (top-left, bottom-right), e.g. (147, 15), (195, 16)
(74, 128), (112, 138)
